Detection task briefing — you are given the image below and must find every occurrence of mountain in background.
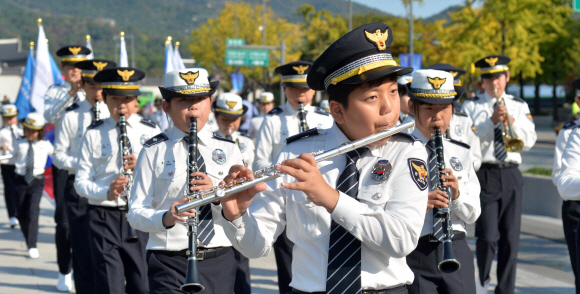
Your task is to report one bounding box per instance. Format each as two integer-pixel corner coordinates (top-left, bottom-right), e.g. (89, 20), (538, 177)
(422, 5), (462, 23)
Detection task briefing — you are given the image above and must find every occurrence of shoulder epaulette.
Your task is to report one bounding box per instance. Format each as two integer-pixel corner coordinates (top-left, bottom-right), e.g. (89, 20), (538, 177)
(140, 118), (157, 128)
(467, 96), (480, 101)
(395, 132), (420, 142)
(144, 133), (169, 147)
(448, 138), (471, 149)
(453, 109), (468, 117)
(48, 84), (59, 90)
(511, 96), (525, 103)
(267, 106), (283, 116)
(314, 107), (331, 116)
(65, 103), (79, 112)
(240, 133), (251, 139)
(213, 135), (235, 144)
(87, 120), (104, 129)
(286, 128), (319, 144)
(563, 121), (578, 130)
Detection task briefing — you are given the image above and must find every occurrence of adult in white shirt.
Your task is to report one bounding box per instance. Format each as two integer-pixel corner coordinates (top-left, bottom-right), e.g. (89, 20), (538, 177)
(249, 92), (275, 140)
(0, 104), (23, 228)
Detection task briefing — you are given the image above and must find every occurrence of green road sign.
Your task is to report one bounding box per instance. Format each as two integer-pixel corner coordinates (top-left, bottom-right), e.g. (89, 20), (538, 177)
(226, 38), (245, 46)
(575, 0), (580, 12)
(225, 49), (269, 67)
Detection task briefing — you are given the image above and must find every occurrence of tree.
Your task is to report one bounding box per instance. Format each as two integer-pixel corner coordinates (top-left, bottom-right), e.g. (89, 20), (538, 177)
(296, 4), (348, 61)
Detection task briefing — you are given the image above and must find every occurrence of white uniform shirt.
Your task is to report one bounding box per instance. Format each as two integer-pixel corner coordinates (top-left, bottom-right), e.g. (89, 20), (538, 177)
(462, 91), (537, 164)
(205, 112), (220, 133)
(150, 109), (173, 132)
(411, 129), (481, 236)
(253, 102), (334, 171)
(128, 126), (244, 251)
(74, 114), (160, 207)
(43, 82), (86, 125)
(401, 114), (414, 134)
(222, 123), (429, 291)
(557, 128), (580, 200)
(552, 119), (580, 186)
(0, 124), (23, 165)
(214, 129), (255, 169)
(447, 113), (482, 171)
(54, 100), (110, 173)
(14, 138), (54, 177)
(249, 114), (265, 140)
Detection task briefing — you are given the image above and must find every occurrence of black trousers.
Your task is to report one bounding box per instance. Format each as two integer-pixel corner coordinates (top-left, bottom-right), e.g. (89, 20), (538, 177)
(475, 166), (523, 294)
(64, 174), (94, 294)
(87, 205), (149, 294)
(1, 164), (17, 219)
(274, 229), (294, 294)
(15, 175), (44, 248)
(233, 247), (251, 294)
(52, 165), (72, 275)
(563, 200), (580, 293)
(147, 248), (237, 294)
(407, 234), (476, 294)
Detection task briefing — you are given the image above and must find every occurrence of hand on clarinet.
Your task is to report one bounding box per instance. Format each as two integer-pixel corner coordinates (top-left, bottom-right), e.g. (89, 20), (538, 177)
(221, 165), (267, 222)
(164, 198), (197, 228)
(426, 190), (449, 214)
(277, 153), (339, 213)
(188, 172), (213, 192)
(440, 168), (459, 200)
(123, 154), (137, 170)
(108, 175), (130, 201)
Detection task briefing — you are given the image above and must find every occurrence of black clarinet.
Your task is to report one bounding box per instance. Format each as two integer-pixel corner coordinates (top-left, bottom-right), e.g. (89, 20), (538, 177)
(298, 102), (308, 133)
(89, 101), (101, 128)
(119, 114), (139, 243)
(181, 117), (204, 293)
(433, 127), (460, 273)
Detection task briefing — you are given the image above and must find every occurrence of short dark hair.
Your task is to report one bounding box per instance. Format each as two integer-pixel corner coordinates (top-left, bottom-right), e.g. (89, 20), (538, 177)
(410, 100), (455, 122)
(398, 84), (408, 97)
(326, 74), (398, 109)
(214, 112), (246, 125)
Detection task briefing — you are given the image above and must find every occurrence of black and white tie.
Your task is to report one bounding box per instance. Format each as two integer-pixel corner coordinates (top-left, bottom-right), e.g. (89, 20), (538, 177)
(493, 102), (508, 162)
(426, 140), (445, 241)
(25, 141), (35, 184)
(326, 147), (367, 294)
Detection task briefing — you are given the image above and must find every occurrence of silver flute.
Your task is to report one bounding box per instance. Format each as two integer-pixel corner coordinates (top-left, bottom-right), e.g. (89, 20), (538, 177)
(175, 121), (415, 214)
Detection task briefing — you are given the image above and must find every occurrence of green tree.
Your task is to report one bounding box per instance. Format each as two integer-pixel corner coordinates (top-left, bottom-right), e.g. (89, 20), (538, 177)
(296, 4), (348, 61)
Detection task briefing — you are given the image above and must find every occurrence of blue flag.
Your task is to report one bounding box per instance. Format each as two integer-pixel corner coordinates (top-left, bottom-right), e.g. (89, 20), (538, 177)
(15, 48), (36, 120)
(49, 53), (63, 86)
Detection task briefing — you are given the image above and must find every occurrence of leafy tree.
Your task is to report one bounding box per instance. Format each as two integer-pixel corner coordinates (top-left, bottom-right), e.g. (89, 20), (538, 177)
(296, 4), (348, 61)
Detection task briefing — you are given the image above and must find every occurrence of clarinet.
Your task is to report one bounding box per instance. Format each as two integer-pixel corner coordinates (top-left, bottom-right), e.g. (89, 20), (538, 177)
(181, 117), (204, 293)
(298, 102), (308, 133)
(175, 121), (415, 213)
(119, 114), (139, 243)
(94, 100), (101, 122)
(433, 127), (460, 273)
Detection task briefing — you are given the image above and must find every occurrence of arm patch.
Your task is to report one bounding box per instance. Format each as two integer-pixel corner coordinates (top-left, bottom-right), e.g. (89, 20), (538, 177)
(286, 128), (319, 144)
(144, 133), (169, 147)
(408, 158), (428, 191)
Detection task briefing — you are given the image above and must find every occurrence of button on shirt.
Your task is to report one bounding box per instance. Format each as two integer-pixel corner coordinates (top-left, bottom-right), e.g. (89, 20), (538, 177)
(215, 129), (255, 169)
(461, 92), (537, 164)
(14, 138), (54, 176)
(411, 129), (481, 236)
(74, 114), (160, 207)
(557, 128), (580, 200)
(448, 113), (482, 171)
(222, 123), (429, 292)
(128, 126), (244, 251)
(0, 124), (23, 165)
(552, 118), (580, 187)
(43, 81), (86, 125)
(54, 100), (110, 173)
(253, 102), (334, 171)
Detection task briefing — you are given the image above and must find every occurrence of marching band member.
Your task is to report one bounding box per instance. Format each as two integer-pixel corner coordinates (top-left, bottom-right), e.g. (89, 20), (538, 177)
(397, 76), (412, 125)
(128, 68), (244, 293)
(221, 22), (428, 294)
(0, 104), (23, 229)
(462, 55), (537, 294)
(75, 67), (159, 293)
(249, 92), (275, 140)
(406, 70), (481, 294)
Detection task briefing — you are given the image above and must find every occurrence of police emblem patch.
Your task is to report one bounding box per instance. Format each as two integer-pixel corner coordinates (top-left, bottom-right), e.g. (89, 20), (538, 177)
(212, 149), (226, 165)
(371, 160), (392, 183)
(450, 157), (463, 171)
(408, 158), (428, 191)
(454, 125), (463, 136)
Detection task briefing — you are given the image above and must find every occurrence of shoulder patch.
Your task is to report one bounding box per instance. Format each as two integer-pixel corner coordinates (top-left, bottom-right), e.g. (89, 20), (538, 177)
(87, 120), (104, 129)
(286, 128), (320, 144)
(213, 135), (235, 144)
(512, 96), (525, 103)
(140, 118), (157, 128)
(408, 158), (428, 191)
(563, 121), (578, 130)
(267, 106), (283, 116)
(240, 133), (251, 139)
(314, 107), (331, 116)
(395, 132), (420, 142)
(448, 138), (471, 149)
(144, 133), (169, 147)
(467, 96), (480, 101)
(65, 103), (79, 112)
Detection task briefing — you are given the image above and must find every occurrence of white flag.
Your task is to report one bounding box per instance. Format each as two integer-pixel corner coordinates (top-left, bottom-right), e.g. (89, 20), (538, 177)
(164, 40), (175, 75)
(173, 42), (186, 70)
(119, 32), (128, 67)
(86, 35), (94, 59)
(30, 23), (54, 116)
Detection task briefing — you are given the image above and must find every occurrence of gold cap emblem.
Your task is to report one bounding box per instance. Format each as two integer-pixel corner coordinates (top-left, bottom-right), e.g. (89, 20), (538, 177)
(68, 47), (82, 55)
(485, 57), (499, 67)
(449, 71), (458, 77)
(406, 78), (413, 83)
(93, 61), (108, 71)
(364, 29), (389, 51)
(179, 71), (200, 85)
(7, 107), (14, 112)
(427, 77), (446, 89)
(29, 119), (36, 124)
(292, 65), (309, 75)
(117, 69), (135, 82)
(226, 101), (237, 109)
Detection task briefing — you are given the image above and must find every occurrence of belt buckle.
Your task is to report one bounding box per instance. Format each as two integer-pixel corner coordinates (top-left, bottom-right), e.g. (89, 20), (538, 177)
(196, 250), (205, 261)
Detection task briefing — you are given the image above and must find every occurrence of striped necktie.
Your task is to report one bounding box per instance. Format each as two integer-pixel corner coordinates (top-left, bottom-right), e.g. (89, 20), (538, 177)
(493, 102), (508, 162)
(426, 140), (445, 241)
(326, 147), (367, 294)
(25, 141), (35, 184)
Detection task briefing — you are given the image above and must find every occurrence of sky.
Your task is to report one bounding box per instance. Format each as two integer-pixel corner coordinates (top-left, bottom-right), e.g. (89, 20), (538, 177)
(352, 0), (471, 18)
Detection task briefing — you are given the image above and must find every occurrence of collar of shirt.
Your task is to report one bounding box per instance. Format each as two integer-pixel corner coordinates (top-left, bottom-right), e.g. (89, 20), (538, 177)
(284, 101), (312, 116)
(167, 123), (212, 146)
(215, 129), (241, 141)
(411, 128), (430, 145)
(79, 99), (94, 111)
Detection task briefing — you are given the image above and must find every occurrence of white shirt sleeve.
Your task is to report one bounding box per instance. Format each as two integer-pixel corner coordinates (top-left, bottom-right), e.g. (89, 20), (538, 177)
(53, 115), (75, 170)
(552, 128), (569, 185)
(510, 101), (536, 152)
(451, 164), (481, 224)
(74, 131), (109, 200)
(253, 117), (275, 171)
(557, 129), (580, 200)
